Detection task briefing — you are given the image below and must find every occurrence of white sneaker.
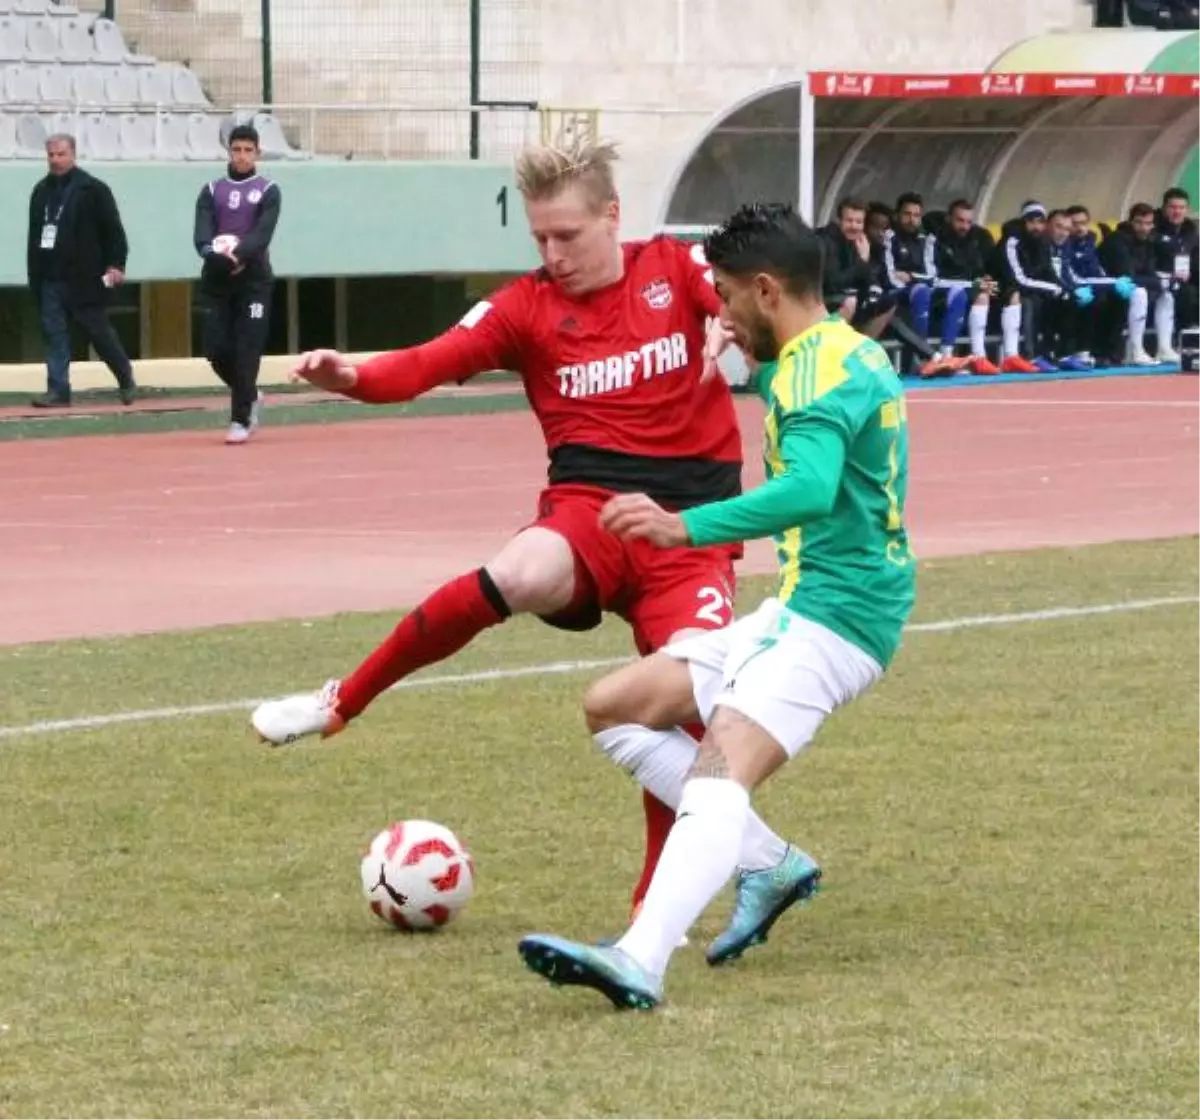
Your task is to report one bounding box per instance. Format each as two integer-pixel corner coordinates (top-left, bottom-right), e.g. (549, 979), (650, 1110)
(225, 422), (251, 444)
(249, 392), (264, 431)
(252, 680), (345, 745)
(1127, 346), (1156, 366)
(1156, 346), (1181, 365)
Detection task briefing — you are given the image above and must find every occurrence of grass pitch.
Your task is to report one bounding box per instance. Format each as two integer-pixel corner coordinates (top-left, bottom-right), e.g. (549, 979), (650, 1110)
(0, 537), (1196, 1118)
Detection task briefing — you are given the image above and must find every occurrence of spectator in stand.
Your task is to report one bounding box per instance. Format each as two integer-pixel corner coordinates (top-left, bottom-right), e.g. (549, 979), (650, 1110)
(1155, 187), (1198, 333)
(993, 200), (1061, 371)
(1063, 203), (1131, 367)
(820, 197), (897, 339)
(1100, 201), (1178, 364)
(925, 199), (999, 374)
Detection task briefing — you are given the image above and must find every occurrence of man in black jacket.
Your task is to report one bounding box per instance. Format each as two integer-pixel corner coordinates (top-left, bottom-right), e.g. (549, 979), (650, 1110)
(26, 133), (136, 408)
(1156, 187), (1197, 334)
(992, 200), (1061, 371)
(1100, 202), (1178, 364)
(820, 197), (896, 339)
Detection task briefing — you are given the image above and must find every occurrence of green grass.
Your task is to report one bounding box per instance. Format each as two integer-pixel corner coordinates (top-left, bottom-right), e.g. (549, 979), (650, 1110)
(0, 538), (1196, 1118)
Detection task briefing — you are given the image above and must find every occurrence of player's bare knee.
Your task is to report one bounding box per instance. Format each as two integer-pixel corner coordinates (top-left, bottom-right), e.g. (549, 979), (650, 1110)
(583, 674), (626, 733)
(485, 528), (576, 615)
(585, 655), (695, 733)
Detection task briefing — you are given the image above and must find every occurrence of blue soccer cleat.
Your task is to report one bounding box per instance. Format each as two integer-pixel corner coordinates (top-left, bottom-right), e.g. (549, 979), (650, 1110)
(706, 847), (823, 966)
(518, 934), (662, 1011)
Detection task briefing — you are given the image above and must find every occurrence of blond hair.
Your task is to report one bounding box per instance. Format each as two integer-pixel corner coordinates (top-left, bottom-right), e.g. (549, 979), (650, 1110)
(514, 137), (620, 208)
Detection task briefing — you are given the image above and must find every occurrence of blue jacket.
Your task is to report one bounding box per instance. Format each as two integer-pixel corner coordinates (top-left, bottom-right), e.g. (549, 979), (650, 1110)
(1065, 231), (1106, 283)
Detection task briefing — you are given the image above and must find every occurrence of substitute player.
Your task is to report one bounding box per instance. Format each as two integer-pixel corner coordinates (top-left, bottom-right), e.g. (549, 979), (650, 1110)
(518, 202), (917, 1010)
(193, 124), (281, 444)
(250, 137), (798, 921)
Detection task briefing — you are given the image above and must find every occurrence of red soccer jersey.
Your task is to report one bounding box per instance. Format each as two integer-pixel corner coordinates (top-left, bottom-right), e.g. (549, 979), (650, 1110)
(348, 236), (743, 508)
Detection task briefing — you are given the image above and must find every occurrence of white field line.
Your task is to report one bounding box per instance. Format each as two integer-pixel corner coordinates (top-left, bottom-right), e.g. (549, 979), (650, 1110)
(0, 595), (1195, 742)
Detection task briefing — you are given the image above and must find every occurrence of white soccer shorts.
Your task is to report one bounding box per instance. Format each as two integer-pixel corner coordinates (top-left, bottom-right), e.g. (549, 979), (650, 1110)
(663, 597), (883, 759)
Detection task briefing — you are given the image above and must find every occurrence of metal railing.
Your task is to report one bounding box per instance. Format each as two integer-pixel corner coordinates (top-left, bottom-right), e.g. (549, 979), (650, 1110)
(89, 0), (542, 157)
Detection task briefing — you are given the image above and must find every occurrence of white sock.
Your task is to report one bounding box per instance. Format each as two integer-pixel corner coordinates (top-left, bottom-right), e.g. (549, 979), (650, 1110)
(595, 724), (791, 871)
(1128, 286), (1148, 352)
(616, 777), (749, 978)
(968, 302), (988, 355)
(1154, 291), (1176, 352)
(1001, 304), (1021, 357)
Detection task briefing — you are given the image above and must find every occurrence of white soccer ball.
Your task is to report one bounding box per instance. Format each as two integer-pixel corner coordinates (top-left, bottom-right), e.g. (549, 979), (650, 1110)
(212, 234), (240, 257)
(360, 819), (475, 931)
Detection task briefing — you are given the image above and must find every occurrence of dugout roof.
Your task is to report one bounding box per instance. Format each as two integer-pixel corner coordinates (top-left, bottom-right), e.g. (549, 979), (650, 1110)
(659, 29), (1199, 232)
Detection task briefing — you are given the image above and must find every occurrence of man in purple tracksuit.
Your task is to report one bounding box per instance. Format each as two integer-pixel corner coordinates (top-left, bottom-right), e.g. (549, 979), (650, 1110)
(192, 124), (282, 444)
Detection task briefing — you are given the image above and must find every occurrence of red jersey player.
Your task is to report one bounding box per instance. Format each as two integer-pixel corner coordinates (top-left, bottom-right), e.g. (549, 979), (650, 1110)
(250, 137), (793, 922)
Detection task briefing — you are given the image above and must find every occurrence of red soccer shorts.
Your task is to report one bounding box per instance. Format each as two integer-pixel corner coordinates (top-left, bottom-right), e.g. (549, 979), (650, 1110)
(528, 483), (738, 652)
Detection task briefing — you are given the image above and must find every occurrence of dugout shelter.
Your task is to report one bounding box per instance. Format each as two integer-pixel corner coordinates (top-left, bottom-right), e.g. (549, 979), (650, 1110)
(658, 31), (1199, 237)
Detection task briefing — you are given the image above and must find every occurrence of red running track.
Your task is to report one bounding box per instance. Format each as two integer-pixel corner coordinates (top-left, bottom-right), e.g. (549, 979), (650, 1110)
(0, 375), (1195, 646)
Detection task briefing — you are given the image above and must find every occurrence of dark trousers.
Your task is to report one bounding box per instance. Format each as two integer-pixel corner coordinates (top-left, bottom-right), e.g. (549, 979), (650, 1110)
(201, 280), (272, 426)
(38, 280), (134, 401)
(1022, 291), (1096, 358)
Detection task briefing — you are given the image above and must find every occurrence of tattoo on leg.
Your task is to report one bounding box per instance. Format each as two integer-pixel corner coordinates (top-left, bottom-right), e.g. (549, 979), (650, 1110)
(689, 737), (730, 780)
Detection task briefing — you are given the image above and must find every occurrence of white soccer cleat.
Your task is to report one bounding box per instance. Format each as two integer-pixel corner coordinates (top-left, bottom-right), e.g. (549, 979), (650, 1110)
(252, 680), (346, 745)
(225, 422), (251, 444)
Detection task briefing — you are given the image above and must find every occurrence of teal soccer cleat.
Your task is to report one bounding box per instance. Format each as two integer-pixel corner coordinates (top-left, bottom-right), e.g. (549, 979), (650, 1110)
(518, 934), (662, 1011)
(706, 847), (822, 966)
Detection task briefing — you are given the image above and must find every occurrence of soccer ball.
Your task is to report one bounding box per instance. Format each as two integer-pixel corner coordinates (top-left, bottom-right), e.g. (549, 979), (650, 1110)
(360, 819), (475, 931)
(212, 234), (240, 257)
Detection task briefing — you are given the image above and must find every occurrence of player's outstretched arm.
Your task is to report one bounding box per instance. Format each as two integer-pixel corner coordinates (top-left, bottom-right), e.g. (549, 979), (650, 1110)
(601, 415), (847, 549)
(292, 295), (524, 405)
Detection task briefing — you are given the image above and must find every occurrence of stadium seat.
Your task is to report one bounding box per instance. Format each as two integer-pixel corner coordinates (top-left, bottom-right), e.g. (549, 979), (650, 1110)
(36, 58), (68, 101)
(103, 62), (138, 105)
(2, 59), (39, 101)
(117, 110), (154, 158)
(137, 63), (175, 106)
(70, 61), (106, 104)
(57, 14), (93, 62)
(0, 16), (24, 59)
(92, 16), (152, 65)
(15, 109), (45, 151)
(156, 111), (190, 159)
(185, 111), (225, 159)
(252, 111), (307, 160)
(0, 6), (307, 161)
(170, 63), (209, 107)
(0, 111), (16, 156)
(23, 15), (59, 61)
(80, 109), (119, 158)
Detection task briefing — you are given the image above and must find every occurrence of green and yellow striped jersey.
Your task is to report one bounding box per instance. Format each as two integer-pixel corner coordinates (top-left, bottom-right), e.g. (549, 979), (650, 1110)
(681, 315), (916, 667)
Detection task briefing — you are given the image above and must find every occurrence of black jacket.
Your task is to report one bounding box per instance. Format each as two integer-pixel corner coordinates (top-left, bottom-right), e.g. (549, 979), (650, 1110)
(883, 228), (934, 287)
(927, 224), (995, 286)
(1154, 212), (1198, 285)
(27, 167), (129, 305)
(820, 223), (873, 298)
(993, 218), (1060, 295)
(1099, 223), (1166, 293)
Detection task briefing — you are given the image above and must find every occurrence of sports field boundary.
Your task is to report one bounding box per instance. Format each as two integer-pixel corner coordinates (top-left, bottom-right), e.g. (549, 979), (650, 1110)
(1, 595), (1194, 743)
